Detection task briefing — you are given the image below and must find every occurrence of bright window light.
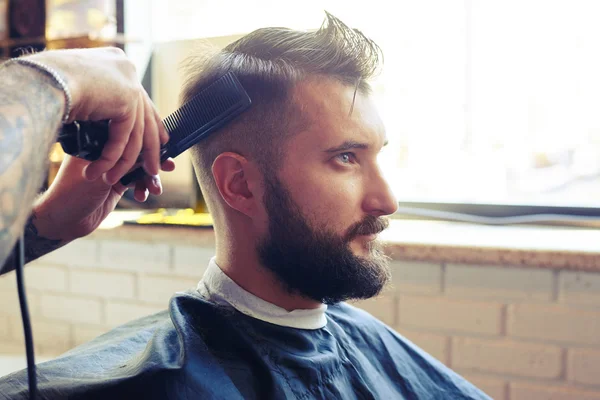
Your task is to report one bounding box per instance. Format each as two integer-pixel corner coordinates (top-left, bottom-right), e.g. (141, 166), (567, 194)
(147, 0), (600, 207)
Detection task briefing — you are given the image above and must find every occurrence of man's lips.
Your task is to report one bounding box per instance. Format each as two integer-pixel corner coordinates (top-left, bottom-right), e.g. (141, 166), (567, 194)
(347, 217), (389, 242)
(357, 232), (379, 241)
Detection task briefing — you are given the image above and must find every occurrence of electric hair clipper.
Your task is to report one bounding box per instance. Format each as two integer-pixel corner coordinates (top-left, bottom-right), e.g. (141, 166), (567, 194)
(57, 72), (252, 186)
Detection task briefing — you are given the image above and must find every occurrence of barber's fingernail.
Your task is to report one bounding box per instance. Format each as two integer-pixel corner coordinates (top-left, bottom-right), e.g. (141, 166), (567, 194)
(134, 190), (146, 202)
(152, 175), (163, 195)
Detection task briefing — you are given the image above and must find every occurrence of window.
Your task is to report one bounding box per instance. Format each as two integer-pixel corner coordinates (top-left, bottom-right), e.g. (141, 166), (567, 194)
(143, 0), (600, 210)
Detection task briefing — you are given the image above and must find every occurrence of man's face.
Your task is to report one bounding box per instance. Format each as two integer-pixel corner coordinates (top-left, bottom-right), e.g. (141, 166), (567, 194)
(257, 78), (398, 305)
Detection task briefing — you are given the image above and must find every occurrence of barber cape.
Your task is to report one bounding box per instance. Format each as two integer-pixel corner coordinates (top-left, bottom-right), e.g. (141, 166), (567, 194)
(0, 259), (490, 400)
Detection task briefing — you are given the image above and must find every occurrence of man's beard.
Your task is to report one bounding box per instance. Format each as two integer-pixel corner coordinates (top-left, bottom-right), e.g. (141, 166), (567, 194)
(257, 173), (391, 305)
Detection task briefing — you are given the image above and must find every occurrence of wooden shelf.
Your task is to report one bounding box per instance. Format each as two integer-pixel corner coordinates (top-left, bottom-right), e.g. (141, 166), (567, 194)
(0, 33), (135, 52)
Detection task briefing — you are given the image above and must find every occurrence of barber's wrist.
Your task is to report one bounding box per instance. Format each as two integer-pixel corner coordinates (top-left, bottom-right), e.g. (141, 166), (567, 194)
(2, 58), (65, 115)
(24, 50), (81, 123)
(31, 200), (73, 244)
(2, 206), (69, 267)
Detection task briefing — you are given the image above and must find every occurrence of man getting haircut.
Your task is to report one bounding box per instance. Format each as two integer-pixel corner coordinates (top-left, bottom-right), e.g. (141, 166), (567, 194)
(0, 13), (490, 400)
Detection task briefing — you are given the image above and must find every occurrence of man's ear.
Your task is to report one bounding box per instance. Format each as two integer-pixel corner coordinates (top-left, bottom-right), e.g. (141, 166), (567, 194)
(212, 152), (262, 217)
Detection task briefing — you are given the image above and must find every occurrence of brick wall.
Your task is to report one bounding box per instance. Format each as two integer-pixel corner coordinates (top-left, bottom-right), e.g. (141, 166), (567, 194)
(353, 261), (600, 400)
(1, 238), (599, 399)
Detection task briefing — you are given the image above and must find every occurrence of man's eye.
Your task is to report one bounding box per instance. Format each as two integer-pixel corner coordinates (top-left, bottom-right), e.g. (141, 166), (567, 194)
(336, 152), (357, 164)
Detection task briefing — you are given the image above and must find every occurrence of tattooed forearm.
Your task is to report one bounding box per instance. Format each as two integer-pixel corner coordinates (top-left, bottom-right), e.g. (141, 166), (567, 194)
(0, 61), (65, 271)
(0, 212), (64, 274)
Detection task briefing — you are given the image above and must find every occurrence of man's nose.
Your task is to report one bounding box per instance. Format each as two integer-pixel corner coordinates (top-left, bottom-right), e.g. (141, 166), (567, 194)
(362, 166), (398, 217)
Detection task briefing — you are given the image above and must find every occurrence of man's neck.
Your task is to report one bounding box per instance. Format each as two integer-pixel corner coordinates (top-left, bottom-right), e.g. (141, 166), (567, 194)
(214, 239), (321, 312)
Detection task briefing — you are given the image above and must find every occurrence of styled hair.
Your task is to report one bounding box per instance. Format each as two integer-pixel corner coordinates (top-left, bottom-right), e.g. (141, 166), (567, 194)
(181, 12), (382, 213)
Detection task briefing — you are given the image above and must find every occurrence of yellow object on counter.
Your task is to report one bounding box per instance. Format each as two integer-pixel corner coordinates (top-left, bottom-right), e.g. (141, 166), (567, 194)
(126, 208), (213, 228)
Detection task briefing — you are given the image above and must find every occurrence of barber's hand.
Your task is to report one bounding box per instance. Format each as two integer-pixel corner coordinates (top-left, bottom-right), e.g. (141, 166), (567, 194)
(31, 155), (175, 242)
(26, 47), (167, 185)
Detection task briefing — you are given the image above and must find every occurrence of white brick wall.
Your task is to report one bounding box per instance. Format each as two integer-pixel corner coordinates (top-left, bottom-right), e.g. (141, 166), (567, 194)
(98, 240), (171, 273)
(510, 383), (600, 400)
(567, 348), (600, 386)
(1, 237), (600, 400)
(507, 303), (600, 345)
(0, 288), (22, 316)
(0, 315), (9, 340)
(39, 294), (103, 325)
(0, 341), (27, 355)
(7, 316), (23, 342)
(8, 317), (72, 355)
(398, 295), (503, 335)
(22, 263), (68, 292)
(396, 328), (449, 364)
(0, 289), (41, 318)
(389, 261), (442, 294)
(30, 320), (72, 355)
(452, 337), (562, 379)
(105, 300), (165, 327)
(38, 239), (98, 267)
(559, 271), (600, 306)
(137, 274), (199, 306)
(69, 269), (136, 300)
(351, 294), (396, 326)
(445, 264), (554, 301)
(173, 246), (213, 277)
(73, 325), (111, 347)
(0, 271), (16, 291)
(459, 374), (507, 400)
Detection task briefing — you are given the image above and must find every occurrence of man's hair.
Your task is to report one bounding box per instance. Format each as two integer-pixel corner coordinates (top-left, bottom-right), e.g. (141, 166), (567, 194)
(181, 12), (382, 213)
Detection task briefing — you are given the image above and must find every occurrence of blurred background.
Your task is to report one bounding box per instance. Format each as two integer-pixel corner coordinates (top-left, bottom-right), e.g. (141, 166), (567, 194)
(4, 0), (600, 213)
(1, 3), (600, 399)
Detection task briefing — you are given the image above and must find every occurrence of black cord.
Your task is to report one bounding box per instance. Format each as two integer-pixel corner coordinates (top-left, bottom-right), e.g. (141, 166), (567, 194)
(14, 234), (37, 400)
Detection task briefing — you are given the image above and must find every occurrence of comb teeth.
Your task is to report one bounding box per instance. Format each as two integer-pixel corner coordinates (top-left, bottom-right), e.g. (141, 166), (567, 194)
(165, 72), (250, 151)
(119, 72), (251, 186)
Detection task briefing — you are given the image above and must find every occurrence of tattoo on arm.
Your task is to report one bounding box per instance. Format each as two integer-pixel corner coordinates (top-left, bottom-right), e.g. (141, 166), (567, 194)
(0, 212), (65, 274)
(0, 61), (65, 271)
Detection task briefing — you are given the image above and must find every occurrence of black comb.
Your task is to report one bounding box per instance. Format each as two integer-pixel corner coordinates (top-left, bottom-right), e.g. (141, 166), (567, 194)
(57, 72), (251, 186)
(120, 72), (251, 185)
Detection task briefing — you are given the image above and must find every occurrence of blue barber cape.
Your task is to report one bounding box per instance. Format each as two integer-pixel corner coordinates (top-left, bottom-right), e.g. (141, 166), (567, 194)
(0, 291), (491, 399)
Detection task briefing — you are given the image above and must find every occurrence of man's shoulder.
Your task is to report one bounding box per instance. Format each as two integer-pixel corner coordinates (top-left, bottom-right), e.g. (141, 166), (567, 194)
(0, 291), (248, 400)
(0, 309), (173, 400)
(327, 300), (491, 400)
(325, 301), (407, 353)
